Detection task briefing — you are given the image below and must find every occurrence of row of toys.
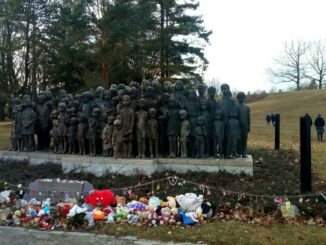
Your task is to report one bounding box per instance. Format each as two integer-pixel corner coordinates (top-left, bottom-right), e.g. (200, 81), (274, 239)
(0, 188), (213, 230)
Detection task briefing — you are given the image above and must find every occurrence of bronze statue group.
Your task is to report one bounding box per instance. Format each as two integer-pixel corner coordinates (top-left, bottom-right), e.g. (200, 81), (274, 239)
(9, 80), (250, 159)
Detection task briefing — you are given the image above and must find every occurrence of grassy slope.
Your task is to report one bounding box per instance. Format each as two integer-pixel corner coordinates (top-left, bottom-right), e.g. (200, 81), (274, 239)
(248, 89), (326, 180)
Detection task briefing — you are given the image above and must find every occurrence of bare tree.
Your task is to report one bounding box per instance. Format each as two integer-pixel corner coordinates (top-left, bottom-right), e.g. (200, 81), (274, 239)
(268, 40), (309, 90)
(306, 40), (326, 89)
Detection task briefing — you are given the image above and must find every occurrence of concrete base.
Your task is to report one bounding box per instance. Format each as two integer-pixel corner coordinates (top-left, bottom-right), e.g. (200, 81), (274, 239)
(0, 151), (253, 176)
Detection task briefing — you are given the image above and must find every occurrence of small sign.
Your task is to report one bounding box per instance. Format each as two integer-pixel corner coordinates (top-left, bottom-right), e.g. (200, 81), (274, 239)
(23, 179), (93, 203)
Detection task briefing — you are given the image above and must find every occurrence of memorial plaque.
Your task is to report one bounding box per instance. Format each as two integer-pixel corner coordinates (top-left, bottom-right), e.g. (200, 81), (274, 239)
(23, 179), (93, 203)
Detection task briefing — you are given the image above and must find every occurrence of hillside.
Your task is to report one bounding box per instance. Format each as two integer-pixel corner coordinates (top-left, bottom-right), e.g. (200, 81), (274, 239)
(248, 89), (326, 179)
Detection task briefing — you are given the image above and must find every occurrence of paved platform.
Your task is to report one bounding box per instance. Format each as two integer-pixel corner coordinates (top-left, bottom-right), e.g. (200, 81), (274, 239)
(0, 151), (253, 176)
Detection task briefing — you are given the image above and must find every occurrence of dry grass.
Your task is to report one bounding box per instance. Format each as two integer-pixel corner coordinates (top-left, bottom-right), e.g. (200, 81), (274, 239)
(0, 121), (11, 150)
(248, 89), (326, 180)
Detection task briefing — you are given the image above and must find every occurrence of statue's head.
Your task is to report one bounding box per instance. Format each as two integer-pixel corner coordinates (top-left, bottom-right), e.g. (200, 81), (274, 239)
(197, 84), (207, 95)
(220, 83), (230, 96)
(148, 108), (157, 118)
(138, 99), (146, 109)
(197, 116), (204, 126)
(92, 107), (100, 117)
(37, 94), (46, 104)
(130, 87), (139, 99)
(146, 86), (155, 98)
(59, 89), (67, 99)
(130, 81), (140, 89)
(179, 109), (187, 120)
(122, 95), (131, 106)
(207, 86), (216, 99)
(236, 91), (246, 103)
(96, 86), (105, 97)
(58, 102), (67, 113)
(107, 115), (115, 124)
(175, 80), (184, 91)
(117, 83), (126, 91)
(187, 90), (197, 100)
(114, 119), (122, 129)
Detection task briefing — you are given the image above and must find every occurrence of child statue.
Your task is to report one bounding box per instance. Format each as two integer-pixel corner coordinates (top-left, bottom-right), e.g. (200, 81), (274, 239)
(77, 113), (88, 155)
(186, 90), (200, 157)
(200, 99), (211, 157)
(173, 80), (186, 109)
(147, 108), (158, 158)
(236, 92), (250, 157)
(67, 117), (77, 154)
(88, 108), (101, 156)
(226, 109), (240, 159)
(195, 116), (205, 158)
(112, 119), (124, 158)
(50, 110), (59, 153)
(21, 98), (37, 152)
(102, 116), (115, 157)
(119, 95), (135, 158)
(179, 109), (190, 158)
(57, 102), (68, 154)
(213, 110), (224, 158)
(166, 97), (180, 158)
(135, 99), (148, 158)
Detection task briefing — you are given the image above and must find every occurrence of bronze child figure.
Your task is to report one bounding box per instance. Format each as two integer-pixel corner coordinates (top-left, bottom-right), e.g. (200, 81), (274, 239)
(77, 113), (88, 155)
(102, 116), (115, 157)
(135, 99), (148, 158)
(147, 108), (159, 158)
(112, 119), (124, 158)
(179, 109), (190, 158)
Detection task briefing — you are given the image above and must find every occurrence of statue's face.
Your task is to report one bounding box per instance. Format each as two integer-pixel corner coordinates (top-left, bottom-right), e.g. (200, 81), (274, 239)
(122, 95), (130, 106)
(188, 91), (196, 100)
(238, 97), (245, 104)
(221, 85), (230, 96)
(208, 88), (216, 98)
(197, 85), (206, 95)
(146, 86), (154, 97)
(175, 81), (183, 90)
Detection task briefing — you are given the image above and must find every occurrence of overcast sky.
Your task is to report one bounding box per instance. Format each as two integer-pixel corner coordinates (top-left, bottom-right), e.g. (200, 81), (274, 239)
(198, 0), (326, 93)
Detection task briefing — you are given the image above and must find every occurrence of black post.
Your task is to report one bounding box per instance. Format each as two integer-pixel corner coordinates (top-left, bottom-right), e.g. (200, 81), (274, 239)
(274, 114), (280, 150)
(300, 116), (312, 193)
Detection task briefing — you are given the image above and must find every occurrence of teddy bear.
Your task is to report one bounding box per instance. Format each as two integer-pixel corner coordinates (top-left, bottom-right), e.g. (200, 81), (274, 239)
(159, 206), (175, 225)
(84, 189), (116, 208)
(175, 193), (203, 212)
(167, 196), (178, 215)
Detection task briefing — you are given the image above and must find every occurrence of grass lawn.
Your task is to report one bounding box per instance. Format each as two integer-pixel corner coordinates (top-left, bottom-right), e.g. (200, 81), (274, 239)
(0, 121), (11, 150)
(248, 89), (326, 180)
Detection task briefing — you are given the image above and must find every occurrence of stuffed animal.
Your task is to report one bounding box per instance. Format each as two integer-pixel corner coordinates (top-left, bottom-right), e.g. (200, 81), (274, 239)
(148, 196), (161, 211)
(139, 197), (148, 205)
(85, 189), (116, 208)
(114, 206), (129, 221)
(127, 212), (140, 224)
(167, 196), (178, 215)
(176, 193), (203, 212)
(127, 200), (147, 211)
(116, 195), (126, 206)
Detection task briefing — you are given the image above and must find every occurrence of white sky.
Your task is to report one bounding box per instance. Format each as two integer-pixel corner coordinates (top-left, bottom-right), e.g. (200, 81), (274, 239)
(198, 0), (326, 93)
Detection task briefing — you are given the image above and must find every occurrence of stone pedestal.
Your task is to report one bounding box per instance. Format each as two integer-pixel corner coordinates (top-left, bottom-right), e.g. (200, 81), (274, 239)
(0, 151), (253, 176)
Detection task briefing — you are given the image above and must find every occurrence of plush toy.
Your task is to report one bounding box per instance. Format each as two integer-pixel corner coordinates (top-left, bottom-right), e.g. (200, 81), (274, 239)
(148, 196), (161, 211)
(127, 200), (147, 211)
(116, 196), (126, 206)
(93, 207), (105, 221)
(147, 211), (159, 226)
(58, 203), (73, 218)
(167, 196), (178, 215)
(139, 197), (148, 205)
(176, 193), (203, 212)
(115, 205), (129, 221)
(127, 212), (140, 224)
(67, 204), (87, 218)
(85, 189), (116, 208)
(201, 201), (213, 218)
(159, 206), (175, 225)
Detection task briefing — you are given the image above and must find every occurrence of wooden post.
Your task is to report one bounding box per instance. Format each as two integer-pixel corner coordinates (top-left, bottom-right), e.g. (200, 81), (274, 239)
(300, 116), (312, 193)
(274, 114), (280, 150)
